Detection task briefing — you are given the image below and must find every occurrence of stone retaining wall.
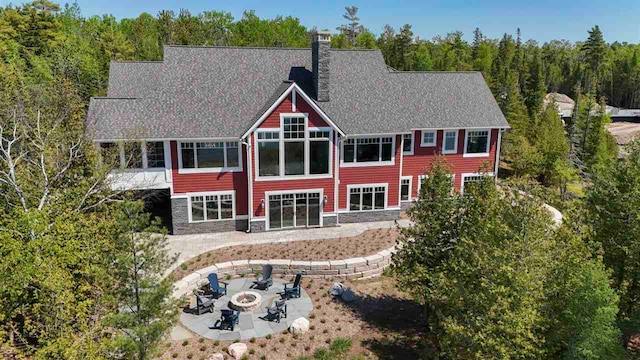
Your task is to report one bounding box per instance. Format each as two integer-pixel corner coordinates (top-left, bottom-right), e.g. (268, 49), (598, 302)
(172, 245), (396, 299)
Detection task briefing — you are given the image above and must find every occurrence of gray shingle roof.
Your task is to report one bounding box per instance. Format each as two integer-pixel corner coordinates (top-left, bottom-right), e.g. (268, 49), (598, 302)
(87, 45), (508, 140)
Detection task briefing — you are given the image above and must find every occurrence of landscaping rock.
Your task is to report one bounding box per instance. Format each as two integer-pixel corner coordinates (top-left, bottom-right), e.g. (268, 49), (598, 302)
(208, 353), (225, 360)
(289, 317), (310, 334)
(227, 343), (247, 360)
(341, 289), (356, 303)
(329, 282), (345, 296)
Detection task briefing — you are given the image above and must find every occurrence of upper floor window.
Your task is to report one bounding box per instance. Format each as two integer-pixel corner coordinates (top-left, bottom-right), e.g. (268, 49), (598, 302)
(402, 133), (414, 155)
(99, 141), (165, 169)
(442, 130), (458, 154)
(421, 131), (436, 147)
(255, 114), (332, 179)
(343, 136), (393, 165)
(464, 129), (491, 157)
(180, 141), (241, 170)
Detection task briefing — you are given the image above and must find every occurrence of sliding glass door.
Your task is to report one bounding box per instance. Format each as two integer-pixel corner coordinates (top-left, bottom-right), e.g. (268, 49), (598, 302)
(268, 192), (321, 230)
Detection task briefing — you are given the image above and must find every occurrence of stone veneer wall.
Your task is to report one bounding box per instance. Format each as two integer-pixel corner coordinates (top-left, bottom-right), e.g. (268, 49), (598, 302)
(338, 209), (401, 224)
(172, 245), (396, 298)
(171, 197), (248, 234)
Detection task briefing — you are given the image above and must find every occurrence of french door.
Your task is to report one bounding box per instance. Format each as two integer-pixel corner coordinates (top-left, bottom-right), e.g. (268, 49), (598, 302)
(268, 192), (321, 230)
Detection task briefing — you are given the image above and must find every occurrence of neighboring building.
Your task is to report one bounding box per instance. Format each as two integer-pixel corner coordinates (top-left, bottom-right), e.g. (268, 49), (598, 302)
(87, 32), (509, 234)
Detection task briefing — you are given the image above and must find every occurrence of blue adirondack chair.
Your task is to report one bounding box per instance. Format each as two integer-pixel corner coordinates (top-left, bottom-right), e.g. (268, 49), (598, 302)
(280, 273), (302, 299)
(207, 273), (228, 298)
(218, 309), (239, 331)
(262, 298), (287, 323)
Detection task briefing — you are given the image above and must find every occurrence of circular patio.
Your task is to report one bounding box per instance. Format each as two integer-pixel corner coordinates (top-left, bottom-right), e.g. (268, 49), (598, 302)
(179, 278), (313, 341)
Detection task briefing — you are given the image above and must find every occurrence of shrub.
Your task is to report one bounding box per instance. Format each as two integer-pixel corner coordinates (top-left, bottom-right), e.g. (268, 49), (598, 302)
(198, 338), (204, 343)
(313, 348), (331, 360)
(260, 356), (267, 360)
(249, 349), (255, 354)
(309, 313), (316, 319)
(250, 337), (256, 343)
(182, 340), (189, 346)
(214, 340), (220, 346)
(266, 334), (272, 340)
(330, 338), (352, 355)
(279, 338), (286, 343)
(241, 355), (249, 360)
(186, 353), (194, 359)
(199, 345), (206, 351)
(181, 263), (188, 270)
(171, 353), (178, 359)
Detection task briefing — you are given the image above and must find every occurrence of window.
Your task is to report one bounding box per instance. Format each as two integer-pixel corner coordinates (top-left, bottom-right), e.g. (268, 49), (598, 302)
(421, 131), (436, 147)
(180, 141), (241, 170)
(100, 141), (166, 169)
(255, 115), (332, 178)
(283, 116), (305, 175)
(418, 174), (455, 195)
(400, 176), (412, 201)
(123, 142), (143, 169)
(402, 133), (414, 154)
(309, 130), (330, 174)
(99, 142), (120, 166)
(465, 129), (490, 156)
(189, 192), (235, 222)
(348, 185), (386, 211)
(257, 132), (280, 176)
(442, 130), (458, 154)
(461, 173), (494, 195)
(146, 141), (165, 168)
(268, 192), (321, 230)
(343, 136), (394, 165)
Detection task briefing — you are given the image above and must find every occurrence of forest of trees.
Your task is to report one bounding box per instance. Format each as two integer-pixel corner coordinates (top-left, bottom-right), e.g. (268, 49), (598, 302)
(1, 1), (640, 359)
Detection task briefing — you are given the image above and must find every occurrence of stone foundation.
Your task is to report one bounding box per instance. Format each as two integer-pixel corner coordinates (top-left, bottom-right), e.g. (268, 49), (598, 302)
(339, 209), (401, 224)
(171, 197), (248, 234)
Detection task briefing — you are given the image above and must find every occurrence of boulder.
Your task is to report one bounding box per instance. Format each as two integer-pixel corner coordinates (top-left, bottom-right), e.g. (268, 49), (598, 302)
(208, 353), (225, 360)
(227, 343), (247, 360)
(289, 317), (310, 334)
(341, 289), (356, 303)
(329, 282), (345, 296)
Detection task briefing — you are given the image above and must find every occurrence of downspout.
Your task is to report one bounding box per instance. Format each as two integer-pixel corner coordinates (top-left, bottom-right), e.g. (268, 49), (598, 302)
(334, 133), (342, 226)
(494, 129), (504, 180)
(398, 134), (405, 206)
(242, 138), (253, 232)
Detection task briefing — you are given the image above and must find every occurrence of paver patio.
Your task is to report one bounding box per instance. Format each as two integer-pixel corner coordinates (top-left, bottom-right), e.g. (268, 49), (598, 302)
(178, 278), (313, 341)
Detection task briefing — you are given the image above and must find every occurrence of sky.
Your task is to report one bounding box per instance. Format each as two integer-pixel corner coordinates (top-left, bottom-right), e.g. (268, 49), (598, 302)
(3, 0), (640, 43)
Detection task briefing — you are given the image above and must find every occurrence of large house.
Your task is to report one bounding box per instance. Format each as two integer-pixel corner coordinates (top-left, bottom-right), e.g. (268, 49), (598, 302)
(87, 31), (509, 234)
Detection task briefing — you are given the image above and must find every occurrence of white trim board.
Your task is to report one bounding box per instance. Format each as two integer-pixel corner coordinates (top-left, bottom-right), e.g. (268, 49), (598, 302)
(242, 82), (345, 138)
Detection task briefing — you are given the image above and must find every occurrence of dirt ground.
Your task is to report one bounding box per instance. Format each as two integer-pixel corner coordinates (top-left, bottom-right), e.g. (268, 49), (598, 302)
(172, 228), (398, 280)
(157, 274), (430, 360)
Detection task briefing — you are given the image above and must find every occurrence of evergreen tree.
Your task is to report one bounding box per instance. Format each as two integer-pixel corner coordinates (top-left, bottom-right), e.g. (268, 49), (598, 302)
(536, 100), (570, 185)
(581, 25), (608, 92)
(336, 6), (363, 47)
(106, 201), (178, 360)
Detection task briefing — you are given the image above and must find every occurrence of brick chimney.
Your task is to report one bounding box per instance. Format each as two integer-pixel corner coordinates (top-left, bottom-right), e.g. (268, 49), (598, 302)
(312, 31), (331, 102)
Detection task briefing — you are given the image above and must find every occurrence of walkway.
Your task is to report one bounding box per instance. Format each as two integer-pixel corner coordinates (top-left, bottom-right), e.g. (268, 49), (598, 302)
(167, 220), (410, 274)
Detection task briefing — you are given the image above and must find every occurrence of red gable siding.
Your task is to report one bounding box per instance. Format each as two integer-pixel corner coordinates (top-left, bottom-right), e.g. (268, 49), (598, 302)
(250, 92), (336, 218)
(338, 135), (402, 210)
(170, 141), (249, 216)
(402, 129), (498, 197)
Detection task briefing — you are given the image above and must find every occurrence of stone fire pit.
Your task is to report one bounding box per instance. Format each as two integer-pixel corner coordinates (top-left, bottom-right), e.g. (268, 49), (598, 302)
(229, 291), (262, 312)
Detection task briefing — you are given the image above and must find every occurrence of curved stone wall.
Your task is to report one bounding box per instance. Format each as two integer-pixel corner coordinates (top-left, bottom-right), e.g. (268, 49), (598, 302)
(172, 245), (396, 298)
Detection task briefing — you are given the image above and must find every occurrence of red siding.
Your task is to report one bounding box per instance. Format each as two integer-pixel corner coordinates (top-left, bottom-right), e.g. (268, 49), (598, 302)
(171, 141), (249, 215)
(250, 92), (336, 218)
(402, 129), (499, 197)
(338, 135), (402, 210)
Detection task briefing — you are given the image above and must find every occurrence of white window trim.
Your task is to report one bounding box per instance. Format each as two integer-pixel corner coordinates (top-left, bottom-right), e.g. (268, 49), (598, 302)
(346, 183), (389, 212)
(187, 190), (236, 223)
(420, 130), (436, 147)
(400, 176), (412, 202)
(463, 129), (492, 158)
(460, 172), (495, 195)
(442, 130), (459, 155)
(340, 136), (396, 168)
(402, 133), (414, 155)
(177, 140), (243, 174)
(254, 113), (334, 181)
(417, 174), (455, 195)
(98, 141), (167, 170)
(264, 188), (324, 231)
